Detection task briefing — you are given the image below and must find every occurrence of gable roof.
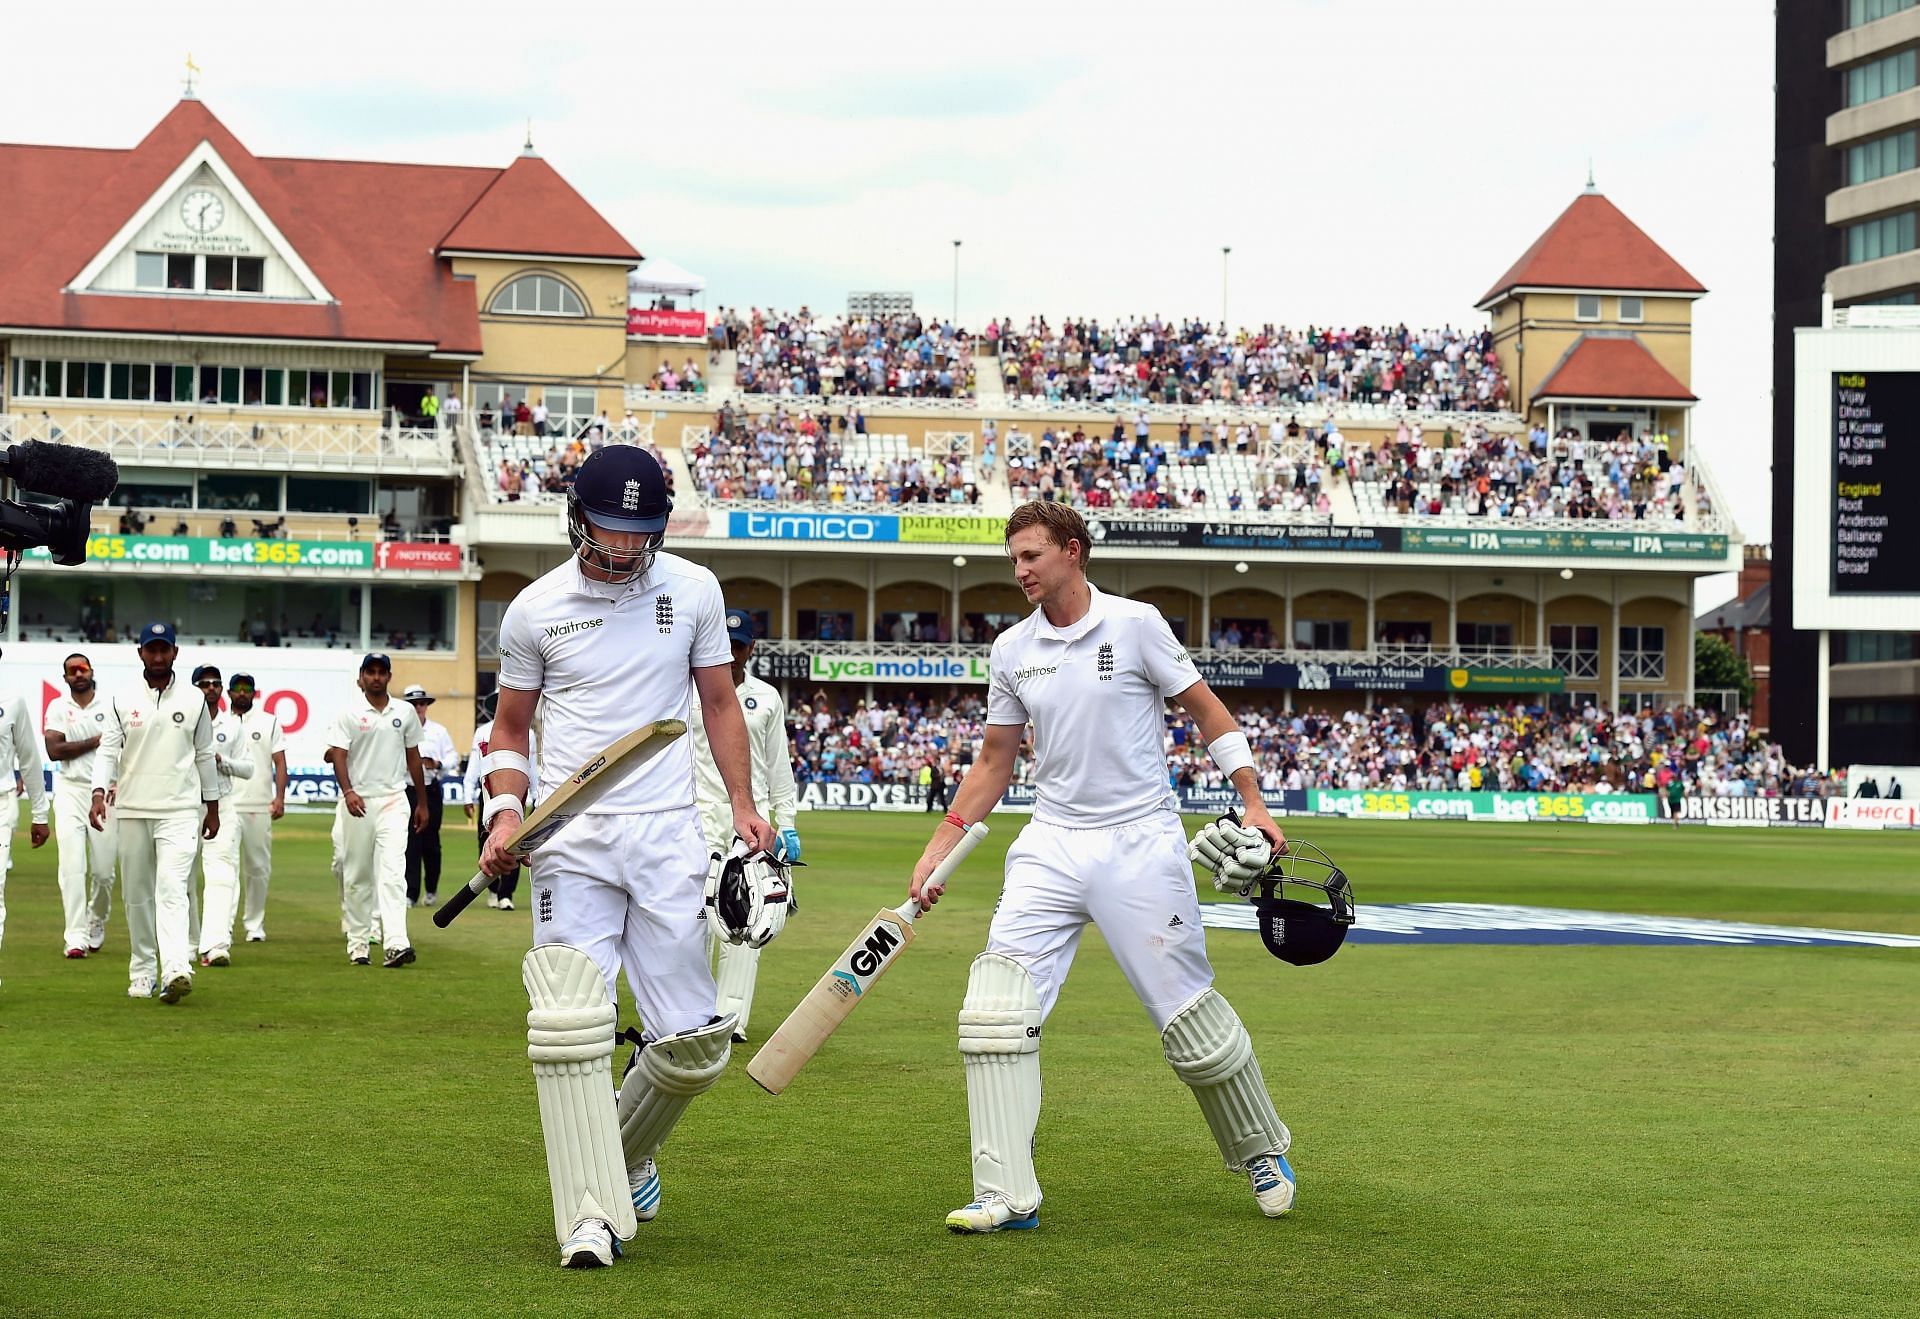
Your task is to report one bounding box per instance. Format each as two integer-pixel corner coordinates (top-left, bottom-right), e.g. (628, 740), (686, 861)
(1531, 334), (1697, 404)
(441, 153), (639, 262)
(1696, 581), (1769, 631)
(0, 100), (636, 352)
(1479, 191), (1705, 309)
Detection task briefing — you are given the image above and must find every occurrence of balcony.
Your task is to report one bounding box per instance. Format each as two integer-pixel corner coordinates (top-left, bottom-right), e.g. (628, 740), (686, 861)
(0, 411), (460, 475)
(749, 638), (1564, 671)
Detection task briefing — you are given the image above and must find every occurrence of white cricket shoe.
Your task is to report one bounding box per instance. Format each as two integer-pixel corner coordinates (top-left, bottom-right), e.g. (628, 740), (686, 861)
(559, 1218), (615, 1268)
(127, 975), (156, 999)
(1247, 1152), (1295, 1217)
(87, 919), (107, 951)
(485, 892), (500, 909)
(347, 942), (371, 966)
(498, 897), (515, 911)
(629, 1158), (661, 1222)
(944, 1194), (1040, 1233)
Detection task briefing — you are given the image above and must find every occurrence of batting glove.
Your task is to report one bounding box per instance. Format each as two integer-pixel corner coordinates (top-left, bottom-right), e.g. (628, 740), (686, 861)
(707, 844), (794, 948)
(776, 827), (802, 865)
(1189, 813), (1273, 896)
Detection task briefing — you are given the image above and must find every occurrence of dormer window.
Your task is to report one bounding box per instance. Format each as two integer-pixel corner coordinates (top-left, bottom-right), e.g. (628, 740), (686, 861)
(490, 273), (585, 317)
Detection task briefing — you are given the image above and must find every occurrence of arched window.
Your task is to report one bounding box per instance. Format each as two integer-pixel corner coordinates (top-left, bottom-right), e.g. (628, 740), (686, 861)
(489, 273), (585, 317)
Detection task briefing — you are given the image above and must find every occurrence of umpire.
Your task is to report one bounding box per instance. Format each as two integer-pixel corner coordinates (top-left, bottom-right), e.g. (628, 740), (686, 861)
(403, 684), (457, 907)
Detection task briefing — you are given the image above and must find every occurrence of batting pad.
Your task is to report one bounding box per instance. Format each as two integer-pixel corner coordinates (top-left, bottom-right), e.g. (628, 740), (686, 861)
(958, 953), (1044, 1215)
(714, 939), (762, 1036)
(616, 1013), (734, 1166)
(1160, 988), (1290, 1172)
(524, 944), (638, 1244)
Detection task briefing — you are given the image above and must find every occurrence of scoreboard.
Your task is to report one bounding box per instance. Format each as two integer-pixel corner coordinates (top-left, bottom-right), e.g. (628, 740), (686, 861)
(1832, 371), (1920, 595)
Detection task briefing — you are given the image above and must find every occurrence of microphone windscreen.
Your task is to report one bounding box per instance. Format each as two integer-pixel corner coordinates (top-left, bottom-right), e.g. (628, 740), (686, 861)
(9, 441), (120, 502)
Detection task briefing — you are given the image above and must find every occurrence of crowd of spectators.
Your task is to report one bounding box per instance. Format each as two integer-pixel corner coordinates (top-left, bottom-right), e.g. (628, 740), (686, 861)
(714, 307), (975, 399)
(689, 403), (979, 505)
(490, 418), (673, 502)
(986, 318), (1510, 412)
(786, 695), (1839, 801)
(1355, 419), (1699, 523)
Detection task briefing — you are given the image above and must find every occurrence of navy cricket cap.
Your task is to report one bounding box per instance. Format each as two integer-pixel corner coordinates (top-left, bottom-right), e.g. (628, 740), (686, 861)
(228, 673), (256, 691)
(192, 664), (222, 684)
(725, 607), (754, 644)
(138, 621), (176, 647)
(360, 652), (392, 672)
(573, 446), (672, 533)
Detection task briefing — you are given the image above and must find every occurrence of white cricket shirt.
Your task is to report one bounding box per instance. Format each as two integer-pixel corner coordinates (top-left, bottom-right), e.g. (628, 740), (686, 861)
(91, 674), (221, 818)
(44, 690), (111, 784)
(326, 695), (422, 799)
(417, 718), (458, 785)
(496, 551), (729, 814)
(208, 709), (246, 800)
(688, 671), (798, 840)
(0, 686), (49, 824)
(228, 706), (285, 810)
(986, 583), (1201, 829)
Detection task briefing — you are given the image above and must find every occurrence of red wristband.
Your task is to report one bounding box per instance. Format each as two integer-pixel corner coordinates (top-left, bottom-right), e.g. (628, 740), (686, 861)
(943, 811), (967, 830)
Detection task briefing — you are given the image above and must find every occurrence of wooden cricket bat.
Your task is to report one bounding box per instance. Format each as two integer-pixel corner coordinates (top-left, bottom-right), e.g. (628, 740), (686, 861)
(747, 821), (989, 1094)
(433, 718), (687, 928)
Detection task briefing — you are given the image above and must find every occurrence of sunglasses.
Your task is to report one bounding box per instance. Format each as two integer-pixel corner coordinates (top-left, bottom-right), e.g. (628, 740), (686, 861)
(196, 678), (224, 688)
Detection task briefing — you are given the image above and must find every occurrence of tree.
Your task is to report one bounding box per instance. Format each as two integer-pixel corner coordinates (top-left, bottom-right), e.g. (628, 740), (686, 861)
(1694, 631), (1754, 706)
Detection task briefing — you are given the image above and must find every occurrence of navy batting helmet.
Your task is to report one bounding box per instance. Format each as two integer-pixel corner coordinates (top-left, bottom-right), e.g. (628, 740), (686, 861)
(1250, 840), (1354, 967)
(567, 445), (673, 582)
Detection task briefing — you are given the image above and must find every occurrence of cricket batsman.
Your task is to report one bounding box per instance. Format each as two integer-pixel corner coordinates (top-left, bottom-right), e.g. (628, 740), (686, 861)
(910, 501), (1296, 1232)
(688, 605), (799, 1042)
(478, 445), (778, 1268)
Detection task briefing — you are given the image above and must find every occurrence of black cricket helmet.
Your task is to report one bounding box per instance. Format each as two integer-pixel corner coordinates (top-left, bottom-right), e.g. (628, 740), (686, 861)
(1251, 840), (1355, 967)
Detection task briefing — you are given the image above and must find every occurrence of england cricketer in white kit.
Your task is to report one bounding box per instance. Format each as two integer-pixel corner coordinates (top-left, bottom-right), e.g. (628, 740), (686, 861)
(90, 622), (221, 1005)
(326, 653), (428, 968)
(44, 652), (115, 957)
(191, 664), (253, 967)
(479, 445), (777, 1269)
(0, 680), (51, 982)
(911, 502), (1297, 1232)
(224, 673), (287, 943)
(689, 606), (800, 1041)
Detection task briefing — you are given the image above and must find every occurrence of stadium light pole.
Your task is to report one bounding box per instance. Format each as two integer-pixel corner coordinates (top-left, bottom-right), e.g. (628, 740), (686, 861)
(952, 240), (962, 327)
(1221, 246), (1231, 328)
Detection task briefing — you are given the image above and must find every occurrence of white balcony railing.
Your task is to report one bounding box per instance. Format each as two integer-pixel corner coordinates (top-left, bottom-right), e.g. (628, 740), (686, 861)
(0, 411), (461, 472)
(751, 639), (1564, 671)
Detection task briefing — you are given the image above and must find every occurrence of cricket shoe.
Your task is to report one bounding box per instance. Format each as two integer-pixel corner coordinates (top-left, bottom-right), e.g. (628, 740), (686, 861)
(629, 1159), (661, 1222)
(383, 946), (417, 969)
(202, 948), (231, 968)
(245, 932), (266, 943)
(945, 1194), (1040, 1234)
(87, 920), (106, 951)
(498, 897), (515, 911)
(485, 892), (500, 909)
(559, 1218), (615, 1269)
(348, 942), (371, 966)
(424, 892), (438, 907)
(65, 946), (87, 960)
(159, 974), (193, 1005)
(127, 975), (156, 999)
(1247, 1152), (1295, 1217)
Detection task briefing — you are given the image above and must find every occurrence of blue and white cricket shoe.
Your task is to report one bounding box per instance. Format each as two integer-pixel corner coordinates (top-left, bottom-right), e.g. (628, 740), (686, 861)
(1247, 1152), (1295, 1217)
(629, 1158), (661, 1223)
(945, 1194), (1040, 1234)
(560, 1218), (614, 1269)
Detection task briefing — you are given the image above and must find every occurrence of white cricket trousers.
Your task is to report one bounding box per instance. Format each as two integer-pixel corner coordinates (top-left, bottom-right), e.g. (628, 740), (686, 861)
(196, 807), (243, 956)
(236, 811), (272, 940)
(339, 792), (410, 952)
(530, 806), (716, 1037)
(53, 778), (115, 950)
(988, 811), (1215, 1032)
(119, 813), (201, 985)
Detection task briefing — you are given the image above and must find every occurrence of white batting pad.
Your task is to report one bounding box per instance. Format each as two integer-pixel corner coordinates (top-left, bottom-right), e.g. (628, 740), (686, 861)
(616, 1013), (734, 1166)
(524, 943), (638, 1244)
(714, 939), (762, 1036)
(958, 953), (1044, 1215)
(1161, 987), (1290, 1171)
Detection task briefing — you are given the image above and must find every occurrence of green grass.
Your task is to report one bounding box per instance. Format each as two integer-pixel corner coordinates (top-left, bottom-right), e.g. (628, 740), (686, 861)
(1, 813), (1917, 1318)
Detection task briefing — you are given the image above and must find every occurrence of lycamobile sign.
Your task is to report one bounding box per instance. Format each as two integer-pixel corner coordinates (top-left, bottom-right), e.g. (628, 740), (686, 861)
(809, 654), (993, 684)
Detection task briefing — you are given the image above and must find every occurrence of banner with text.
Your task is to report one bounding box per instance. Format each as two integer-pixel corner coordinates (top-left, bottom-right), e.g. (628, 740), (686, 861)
(1400, 527), (1729, 560)
(1088, 518), (1401, 553)
(808, 653), (992, 685)
(1309, 788), (1661, 823)
(627, 308), (707, 337)
(24, 535), (439, 572)
(1191, 656), (1564, 693)
(727, 510), (898, 542)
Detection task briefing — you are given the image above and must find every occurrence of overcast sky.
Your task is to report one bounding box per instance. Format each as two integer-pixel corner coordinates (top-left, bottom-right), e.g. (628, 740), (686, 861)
(4, 0), (1772, 598)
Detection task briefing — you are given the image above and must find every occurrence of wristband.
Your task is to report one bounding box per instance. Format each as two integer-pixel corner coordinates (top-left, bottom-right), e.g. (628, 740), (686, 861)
(1206, 729), (1256, 779)
(479, 748), (533, 780)
(482, 793), (526, 829)
(943, 811), (967, 830)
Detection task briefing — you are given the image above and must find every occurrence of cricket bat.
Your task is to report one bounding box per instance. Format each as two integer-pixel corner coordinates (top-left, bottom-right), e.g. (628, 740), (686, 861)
(433, 718), (687, 928)
(747, 821), (989, 1094)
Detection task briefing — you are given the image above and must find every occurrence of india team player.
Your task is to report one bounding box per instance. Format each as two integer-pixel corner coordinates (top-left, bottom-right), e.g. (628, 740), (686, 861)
(44, 653), (116, 957)
(224, 673), (287, 942)
(190, 664), (252, 967)
(0, 677), (51, 983)
(479, 446), (776, 1269)
(910, 502), (1297, 1232)
(326, 653), (428, 968)
(688, 605), (800, 1041)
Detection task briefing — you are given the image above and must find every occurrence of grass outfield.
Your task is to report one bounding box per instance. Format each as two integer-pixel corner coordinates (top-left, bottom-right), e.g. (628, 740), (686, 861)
(1, 812), (1916, 1318)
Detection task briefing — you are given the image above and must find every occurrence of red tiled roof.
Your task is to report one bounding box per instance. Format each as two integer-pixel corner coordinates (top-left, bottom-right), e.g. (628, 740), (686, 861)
(1479, 192), (1704, 308)
(0, 100), (635, 352)
(441, 154), (639, 261)
(1531, 335), (1697, 403)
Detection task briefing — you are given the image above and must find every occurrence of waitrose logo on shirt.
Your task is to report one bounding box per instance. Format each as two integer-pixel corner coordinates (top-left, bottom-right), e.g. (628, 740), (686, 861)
(809, 653), (992, 684)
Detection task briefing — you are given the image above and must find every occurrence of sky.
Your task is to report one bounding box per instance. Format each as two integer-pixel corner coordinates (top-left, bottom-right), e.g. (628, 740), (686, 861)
(2, 0), (1773, 602)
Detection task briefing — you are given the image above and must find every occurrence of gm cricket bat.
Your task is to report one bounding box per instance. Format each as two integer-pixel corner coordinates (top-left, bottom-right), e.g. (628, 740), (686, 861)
(433, 719), (687, 928)
(747, 821), (989, 1094)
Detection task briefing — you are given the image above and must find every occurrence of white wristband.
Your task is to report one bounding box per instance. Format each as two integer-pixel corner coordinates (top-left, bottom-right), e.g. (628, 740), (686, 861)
(1206, 730), (1256, 779)
(480, 748), (532, 780)
(482, 793), (526, 829)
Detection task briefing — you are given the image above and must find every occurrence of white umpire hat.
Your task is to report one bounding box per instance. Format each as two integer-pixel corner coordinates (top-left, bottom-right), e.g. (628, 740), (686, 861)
(401, 684), (435, 704)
